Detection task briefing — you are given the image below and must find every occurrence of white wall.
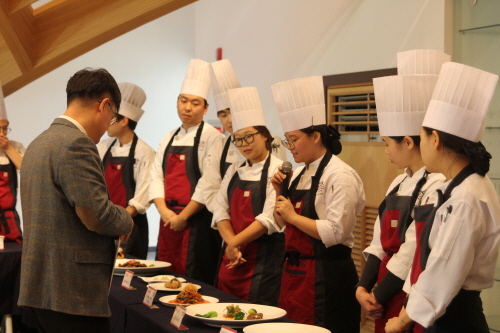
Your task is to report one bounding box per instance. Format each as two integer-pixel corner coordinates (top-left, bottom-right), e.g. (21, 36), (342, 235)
(5, 0), (449, 247)
(195, 0), (449, 140)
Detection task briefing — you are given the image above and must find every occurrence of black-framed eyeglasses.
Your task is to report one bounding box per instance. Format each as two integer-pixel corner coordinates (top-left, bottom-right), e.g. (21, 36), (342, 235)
(0, 127), (11, 134)
(281, 134), (309, 149)
(232, 131), (261, 147)
(98, 100), (119, 126)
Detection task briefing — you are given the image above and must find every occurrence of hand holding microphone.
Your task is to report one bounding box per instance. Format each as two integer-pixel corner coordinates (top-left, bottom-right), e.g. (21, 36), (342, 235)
(280, 161), (293, 198)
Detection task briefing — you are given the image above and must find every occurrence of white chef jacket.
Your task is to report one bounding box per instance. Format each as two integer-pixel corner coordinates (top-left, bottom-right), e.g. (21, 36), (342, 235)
(287, 153), (366, 248)
(149, 122), (224, 202)
(405, 173), (500, 327)
(197, 135), (244, 214)
(363, 167), (445, 279)
(0, 140), (25, 168)
(97, 137), (155, 215)
(212, 153), (282, 234)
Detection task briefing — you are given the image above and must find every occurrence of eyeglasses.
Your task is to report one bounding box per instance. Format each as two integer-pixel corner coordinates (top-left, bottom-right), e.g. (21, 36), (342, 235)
(232, 131), (261, 147)
(281, 134), (309, 149)
(98, 100), (119, 126)
(0, 127), (11, 134)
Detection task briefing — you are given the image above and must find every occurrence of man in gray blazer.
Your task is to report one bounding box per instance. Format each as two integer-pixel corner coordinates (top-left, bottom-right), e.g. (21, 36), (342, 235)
(18, 68), (134, 333)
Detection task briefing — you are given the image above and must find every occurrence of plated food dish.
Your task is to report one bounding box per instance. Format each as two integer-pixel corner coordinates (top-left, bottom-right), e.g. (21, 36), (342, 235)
(244, 323), (331, 333)
(113, 259), (171, 276)
(148, 282), (201, 292)
(185, 303), (287, 328)
(139, 275), (186, 284)
(159, 294), (219, 307)
(159, 283), (218, 307)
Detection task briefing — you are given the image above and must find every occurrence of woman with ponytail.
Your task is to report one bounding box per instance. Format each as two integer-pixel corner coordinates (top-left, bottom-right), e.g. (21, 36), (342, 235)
(386, 63), (500, 333)
(271, 77), (365, 333)
(356, 58), (446, 333)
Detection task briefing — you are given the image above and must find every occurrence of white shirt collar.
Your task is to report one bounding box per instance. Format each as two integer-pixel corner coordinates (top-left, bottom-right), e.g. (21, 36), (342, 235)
(179, 122), (201, 134)
(59, 115), (87, 135)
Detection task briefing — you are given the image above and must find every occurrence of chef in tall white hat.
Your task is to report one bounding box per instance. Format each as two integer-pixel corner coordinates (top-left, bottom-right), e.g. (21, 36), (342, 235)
(212, 86), (284, 305)
(0, 82), (25, 243)
(357, 50), (447, 333)
(386, 62), (500, 333)
(97, 82), (155, 259)
(149, 59), (224, 285)
(271, 76), (365, 333)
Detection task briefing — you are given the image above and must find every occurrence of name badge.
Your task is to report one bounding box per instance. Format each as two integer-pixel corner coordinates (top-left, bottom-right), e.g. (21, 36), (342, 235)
(391, 220), (398, 228)
(180, 155), (185, 161)
(143, 285), (158, 308)
(295, 202), (301, 209)
(3, 172), (7, 177)
(170, 305), (188, 330)
(117, 165), (122, 170)
(244, 191), (250, 197)
(121, 270), (134, 290)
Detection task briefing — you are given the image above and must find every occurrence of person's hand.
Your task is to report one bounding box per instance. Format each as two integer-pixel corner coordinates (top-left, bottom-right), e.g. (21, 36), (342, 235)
(274, 195), (297, 222)
(161, 208), (177, 227)
(270, 167), (293, 195)
(385, 307), (413, 333)
(225, 243), (246, 269)
(0, 135), (10, 151)
(355, 287), (384, 318)
(169, 214), (188, 232)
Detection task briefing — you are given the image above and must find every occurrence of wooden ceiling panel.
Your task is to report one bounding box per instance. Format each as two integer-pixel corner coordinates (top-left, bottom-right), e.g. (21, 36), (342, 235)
(0, 38), (22, 84)
(0, 0), (196, 96)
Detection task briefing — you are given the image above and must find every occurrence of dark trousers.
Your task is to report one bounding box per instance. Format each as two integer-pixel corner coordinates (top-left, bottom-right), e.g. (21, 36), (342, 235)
(29, 307), (110, 333)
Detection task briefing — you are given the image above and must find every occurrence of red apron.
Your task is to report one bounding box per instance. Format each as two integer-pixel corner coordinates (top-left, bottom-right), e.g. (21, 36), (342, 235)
(279, 152), (360, 333)
(409, 164), (487, 332)
(158, 122), (221, 284)
(0, 159), (21, 243)
(374, 172), (428, 333)
(102, 135), (149, 259)
(217, 155), (284, 305)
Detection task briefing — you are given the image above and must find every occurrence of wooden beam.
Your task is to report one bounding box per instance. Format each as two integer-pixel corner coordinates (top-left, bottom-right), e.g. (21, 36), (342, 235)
(1, 0), (37, 14)
(1, 0), (195, 96)
(0, 4), (34, 73)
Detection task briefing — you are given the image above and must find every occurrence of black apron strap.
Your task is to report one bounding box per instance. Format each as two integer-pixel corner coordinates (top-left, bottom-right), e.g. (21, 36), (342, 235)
(162, 127), (182, 173)
(377, 175), (408, 218)
(192, 121), (205, 181)
(309, 151), (333, 219)
(220, 136), (231, 179)
(126, 134), (139, 196)
(102, 138), (118, 169)
(258, 154), (272, 213)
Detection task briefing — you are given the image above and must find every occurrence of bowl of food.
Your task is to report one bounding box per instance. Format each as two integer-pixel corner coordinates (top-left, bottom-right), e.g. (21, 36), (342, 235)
(113, 259), (171, 276)
(185, 303), (286, 328)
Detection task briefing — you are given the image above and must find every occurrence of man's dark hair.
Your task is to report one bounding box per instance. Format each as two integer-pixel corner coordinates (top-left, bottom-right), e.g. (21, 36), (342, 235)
(66, 68), (121, 110)
(116, 114), (137, 131)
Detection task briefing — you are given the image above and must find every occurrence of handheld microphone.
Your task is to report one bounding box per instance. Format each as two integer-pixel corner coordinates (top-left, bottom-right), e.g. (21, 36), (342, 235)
(280, 161), (293, 198)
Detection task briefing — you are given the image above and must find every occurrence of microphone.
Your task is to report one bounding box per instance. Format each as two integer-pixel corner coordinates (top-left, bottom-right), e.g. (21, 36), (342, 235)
(280, 161), (293, 198)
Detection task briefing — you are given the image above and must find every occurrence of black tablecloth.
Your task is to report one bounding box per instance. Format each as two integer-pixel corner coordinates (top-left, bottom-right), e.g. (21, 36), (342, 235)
(109, 268), (292, 333)
(0, 242), (22, 316)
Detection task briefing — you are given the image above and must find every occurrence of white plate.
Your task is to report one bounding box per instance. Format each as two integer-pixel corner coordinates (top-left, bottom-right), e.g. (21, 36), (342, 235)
(244, 323), (331, 333)
(139, 275), (186, 283)
(185, 303), (287, 328)
(159, 295), (219, 307)
(148, 282), (201, 292)
(113, 259), (171, 276)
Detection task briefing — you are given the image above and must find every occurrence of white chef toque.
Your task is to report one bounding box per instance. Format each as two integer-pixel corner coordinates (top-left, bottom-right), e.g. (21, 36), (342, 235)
(422, 62), (499, 142)
(227, 87), (266, 133)
(179, 59), (210, 100)
(0, 82), (7, 121)
(375, 49), (449, 137)
(397, 49), (451, 75)
(374, 75), (438, 137)
(272, 76), (325, 133)
(210, 60), (241, 111)
(117, 82), (146, 122)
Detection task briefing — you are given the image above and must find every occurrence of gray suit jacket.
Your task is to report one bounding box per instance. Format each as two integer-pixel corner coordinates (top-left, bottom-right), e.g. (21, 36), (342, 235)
(18, 118), (132, 317)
